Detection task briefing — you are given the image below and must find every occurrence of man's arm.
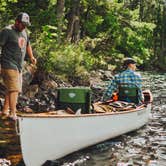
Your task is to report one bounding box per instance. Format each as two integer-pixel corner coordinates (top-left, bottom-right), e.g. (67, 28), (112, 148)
(0, 29), (8, 74)
(102, 78), (118, 101)
(0, 29), (8, 47)
(26, 44), (37, 65)
(135, 73), (144, 103)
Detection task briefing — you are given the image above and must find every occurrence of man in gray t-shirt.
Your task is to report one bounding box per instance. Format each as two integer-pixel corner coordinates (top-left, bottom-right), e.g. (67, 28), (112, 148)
(0, 24), (28, 72)
(0, 12), (37, 120)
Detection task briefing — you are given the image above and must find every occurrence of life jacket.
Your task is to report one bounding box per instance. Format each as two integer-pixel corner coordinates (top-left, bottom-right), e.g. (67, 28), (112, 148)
(112, 92), (118, 101)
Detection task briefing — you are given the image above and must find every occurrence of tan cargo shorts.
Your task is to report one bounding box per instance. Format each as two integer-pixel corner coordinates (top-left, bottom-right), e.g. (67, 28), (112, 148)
(1, 68), (22, 92)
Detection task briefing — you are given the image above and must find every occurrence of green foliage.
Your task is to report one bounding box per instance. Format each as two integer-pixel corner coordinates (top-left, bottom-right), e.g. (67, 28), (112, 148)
(120, 21), (155, 64)
(0, 0), (165, 83)
(0, 0), (17, 12)
(88, 4), (156, 68)
(84, 13), (104, 36)
(47, 42), (95, 76)
(34, 27), (96, 80)
(104, 11), (119, 32)
(33, 25), (58, 58)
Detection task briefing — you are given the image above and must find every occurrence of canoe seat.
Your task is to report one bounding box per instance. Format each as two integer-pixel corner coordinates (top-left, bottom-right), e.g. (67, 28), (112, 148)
(57, 87), (91, 114)
(118, 83), (139, 104)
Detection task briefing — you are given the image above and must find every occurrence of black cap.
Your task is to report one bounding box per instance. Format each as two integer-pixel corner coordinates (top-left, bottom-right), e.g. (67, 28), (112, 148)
(123, 58), (136, 66)
(16, 12), (31, 26)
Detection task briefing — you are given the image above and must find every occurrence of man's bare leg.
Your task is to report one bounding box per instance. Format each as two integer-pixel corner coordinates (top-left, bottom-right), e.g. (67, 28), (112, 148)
(2, 94), (10, 115)
(9, 91), (18, 119)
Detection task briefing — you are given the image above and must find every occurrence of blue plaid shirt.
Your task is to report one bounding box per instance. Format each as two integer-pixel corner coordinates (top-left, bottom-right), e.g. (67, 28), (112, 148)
(103, 69), (143, 102)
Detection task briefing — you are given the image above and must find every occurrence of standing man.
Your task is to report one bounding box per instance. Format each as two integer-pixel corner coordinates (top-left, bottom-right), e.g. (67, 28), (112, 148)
(102, 58), (144, 103)
(0, 12), (37, 120)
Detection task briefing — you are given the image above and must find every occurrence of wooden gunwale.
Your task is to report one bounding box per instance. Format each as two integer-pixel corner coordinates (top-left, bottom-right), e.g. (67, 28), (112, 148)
(17, 104), (149, 118)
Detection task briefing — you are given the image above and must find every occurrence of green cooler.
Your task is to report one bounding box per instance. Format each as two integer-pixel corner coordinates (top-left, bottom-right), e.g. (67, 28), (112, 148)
(57, 87), (91, 114)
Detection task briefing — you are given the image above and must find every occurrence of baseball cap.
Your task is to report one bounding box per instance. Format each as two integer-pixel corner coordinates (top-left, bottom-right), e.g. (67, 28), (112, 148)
(16, 12), (31, 26)
(123, 58), (136, 66)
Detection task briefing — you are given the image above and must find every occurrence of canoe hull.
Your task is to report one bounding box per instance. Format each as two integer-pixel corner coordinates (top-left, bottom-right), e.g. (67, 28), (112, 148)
(18, 104), (151, 166)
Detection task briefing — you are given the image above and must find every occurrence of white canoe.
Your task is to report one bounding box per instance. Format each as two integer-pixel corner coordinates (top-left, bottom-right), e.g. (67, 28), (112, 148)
(17, 103), (151, 166)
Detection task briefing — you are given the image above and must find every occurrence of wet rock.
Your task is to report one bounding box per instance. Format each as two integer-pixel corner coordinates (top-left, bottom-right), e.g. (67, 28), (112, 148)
(22, 63), (37, 92)
(69, 72), (91, 86)
(90, 70), (114, 102)
(17, 95), (31, 112)
(40, 80), (58, 91)
(22, 106), (33, 113)
(17, 86), (59, 112)
(90, 70), (105, 85)
(24, 84), (39, 98)
(101, 70), (113, 81)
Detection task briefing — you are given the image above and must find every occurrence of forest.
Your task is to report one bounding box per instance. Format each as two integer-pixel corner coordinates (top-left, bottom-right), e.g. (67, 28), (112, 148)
(0, 0), (166, 83)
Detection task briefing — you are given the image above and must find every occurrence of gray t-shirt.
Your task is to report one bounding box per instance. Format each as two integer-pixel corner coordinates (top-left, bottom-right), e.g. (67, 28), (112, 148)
(0, 25), (29, 72)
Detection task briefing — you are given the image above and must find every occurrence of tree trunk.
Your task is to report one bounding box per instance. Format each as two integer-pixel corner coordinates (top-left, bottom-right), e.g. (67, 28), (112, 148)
(158, 5), (166, 71)
(139, 0), (144, 21)
(56, 0), (65, 43)
(66, 0), (80, 43)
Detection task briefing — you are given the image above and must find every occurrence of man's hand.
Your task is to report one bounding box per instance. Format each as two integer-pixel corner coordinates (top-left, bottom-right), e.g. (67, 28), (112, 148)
(26, 44), (37, 65)
(30, 57), (37, 65)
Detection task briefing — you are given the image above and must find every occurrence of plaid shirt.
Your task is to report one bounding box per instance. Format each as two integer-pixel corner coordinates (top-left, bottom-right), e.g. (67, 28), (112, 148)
(103, 69), (143, 102)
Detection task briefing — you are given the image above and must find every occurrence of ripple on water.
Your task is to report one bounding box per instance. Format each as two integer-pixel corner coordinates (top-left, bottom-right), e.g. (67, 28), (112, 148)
(160, 119), (166, 125)
(158, 141), (166, 147)
(156, 147), (166, 166)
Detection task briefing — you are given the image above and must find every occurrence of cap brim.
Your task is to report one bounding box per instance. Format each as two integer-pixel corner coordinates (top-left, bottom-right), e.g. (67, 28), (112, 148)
(22, 22), (31, 26)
